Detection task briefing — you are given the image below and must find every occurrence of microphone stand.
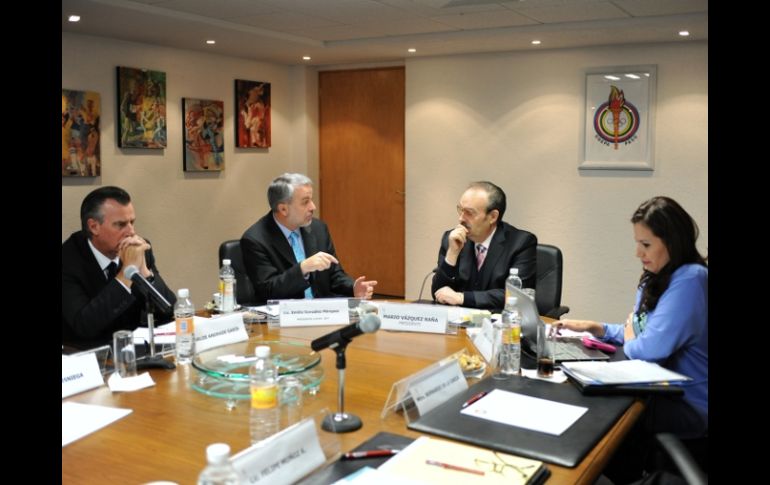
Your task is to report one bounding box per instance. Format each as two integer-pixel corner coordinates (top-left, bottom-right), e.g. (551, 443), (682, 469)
(321, 341), (362, 433)
(136, 298), (176, 370)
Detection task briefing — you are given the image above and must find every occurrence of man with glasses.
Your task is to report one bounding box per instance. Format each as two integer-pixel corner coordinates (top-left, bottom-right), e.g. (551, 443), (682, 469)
(431, 181), (536, 310)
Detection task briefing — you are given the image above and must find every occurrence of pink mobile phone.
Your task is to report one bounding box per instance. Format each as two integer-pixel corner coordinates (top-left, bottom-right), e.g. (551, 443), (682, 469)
(582, 336), (617, 353)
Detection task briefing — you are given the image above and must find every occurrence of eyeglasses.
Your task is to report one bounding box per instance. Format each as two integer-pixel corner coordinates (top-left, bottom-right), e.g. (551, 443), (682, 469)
(474, 451), (536, 478)
(456, 205), (483, 218)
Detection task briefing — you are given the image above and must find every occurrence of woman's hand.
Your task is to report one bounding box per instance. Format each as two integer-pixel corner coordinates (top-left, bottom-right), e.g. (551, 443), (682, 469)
(551, 319), (605, 338)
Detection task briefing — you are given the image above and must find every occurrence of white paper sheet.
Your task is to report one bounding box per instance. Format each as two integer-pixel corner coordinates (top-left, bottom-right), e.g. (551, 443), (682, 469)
(460, 389), (587, 436)
(62, 402), (132, 446)
(107, 371), (156, 392)
(133, 321), (177, 345)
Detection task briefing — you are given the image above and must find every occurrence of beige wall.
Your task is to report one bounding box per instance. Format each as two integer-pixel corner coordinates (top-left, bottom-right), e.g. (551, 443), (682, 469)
(62, 33), (315, 308)
(405, 42), (708, 323)
(63, 33), (707, 322)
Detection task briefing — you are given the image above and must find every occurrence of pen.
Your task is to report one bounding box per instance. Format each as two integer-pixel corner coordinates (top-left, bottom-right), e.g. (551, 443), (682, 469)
(461, 390), (488, 408)
(341, 449), (400, 460)
(425, 459), (485, 476)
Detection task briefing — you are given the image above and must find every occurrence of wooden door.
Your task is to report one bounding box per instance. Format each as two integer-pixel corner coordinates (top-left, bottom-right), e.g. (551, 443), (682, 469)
(319, 67), (405, 297)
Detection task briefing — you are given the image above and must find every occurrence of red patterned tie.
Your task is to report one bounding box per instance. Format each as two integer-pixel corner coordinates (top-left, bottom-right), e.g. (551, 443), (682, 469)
(476, 245), (487, 270)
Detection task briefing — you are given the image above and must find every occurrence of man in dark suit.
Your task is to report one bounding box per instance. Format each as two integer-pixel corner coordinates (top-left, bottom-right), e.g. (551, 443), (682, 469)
(432, 181), (537, 311)
(241, 173), (377, 304)
(62, 186), (176, 350)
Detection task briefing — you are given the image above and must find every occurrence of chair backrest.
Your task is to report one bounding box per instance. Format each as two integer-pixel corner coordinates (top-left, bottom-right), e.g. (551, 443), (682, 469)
(535, 244), (567, 319)
(218, 240), (257, 306)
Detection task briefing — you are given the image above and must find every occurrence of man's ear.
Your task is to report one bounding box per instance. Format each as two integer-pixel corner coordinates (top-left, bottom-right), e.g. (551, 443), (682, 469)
(487, 209), (499, 225)
(86, 218), (99, 237)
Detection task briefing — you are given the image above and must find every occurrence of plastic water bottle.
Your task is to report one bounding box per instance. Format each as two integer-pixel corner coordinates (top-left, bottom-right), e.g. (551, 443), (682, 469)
(250, 345), (279, 444)
(219, 259), (236, 312)
(501, 296), (521, 375)
(197, 443), (239, 485)
(505, 267), (523, 301)
(175, 288), (195, 364)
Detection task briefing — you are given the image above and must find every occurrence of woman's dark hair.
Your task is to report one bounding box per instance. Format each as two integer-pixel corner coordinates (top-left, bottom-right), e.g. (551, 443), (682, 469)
(631, 196), (707, 312)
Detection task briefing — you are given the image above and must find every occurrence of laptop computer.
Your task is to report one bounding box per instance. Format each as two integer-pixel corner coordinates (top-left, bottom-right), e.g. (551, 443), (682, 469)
(508, 286), (610, 362)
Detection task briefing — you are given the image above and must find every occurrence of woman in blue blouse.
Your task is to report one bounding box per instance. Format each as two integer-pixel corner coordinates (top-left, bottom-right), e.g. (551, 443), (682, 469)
(555, 196), (707, 475)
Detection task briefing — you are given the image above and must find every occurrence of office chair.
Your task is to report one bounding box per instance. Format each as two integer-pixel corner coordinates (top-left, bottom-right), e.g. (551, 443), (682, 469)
(535, 244), (570, 319)
(649, 433), (707, 485)
(218, 240), (257, 306)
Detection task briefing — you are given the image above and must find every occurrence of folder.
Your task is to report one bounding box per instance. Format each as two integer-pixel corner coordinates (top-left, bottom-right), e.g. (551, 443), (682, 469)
(407, 376), (634, 467)
(296, 432), (414, 485)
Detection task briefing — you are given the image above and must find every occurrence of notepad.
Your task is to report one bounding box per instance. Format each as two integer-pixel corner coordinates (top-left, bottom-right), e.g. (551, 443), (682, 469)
(377, 436), (548, 484)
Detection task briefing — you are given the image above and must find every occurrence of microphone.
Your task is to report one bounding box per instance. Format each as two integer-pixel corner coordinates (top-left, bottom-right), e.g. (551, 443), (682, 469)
(311, 313), (381, 352)
(417, 267), (439, 302)
(123, 265), (173, 314)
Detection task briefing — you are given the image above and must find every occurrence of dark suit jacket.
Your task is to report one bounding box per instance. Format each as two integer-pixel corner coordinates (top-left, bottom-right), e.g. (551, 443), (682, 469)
(241, 212), (354, 304)
(62, 231), (176, 350)
(431, 221), (537, 311)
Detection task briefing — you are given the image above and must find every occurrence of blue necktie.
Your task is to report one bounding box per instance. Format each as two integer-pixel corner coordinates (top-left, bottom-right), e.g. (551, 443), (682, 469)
(289, 231), (314, 299)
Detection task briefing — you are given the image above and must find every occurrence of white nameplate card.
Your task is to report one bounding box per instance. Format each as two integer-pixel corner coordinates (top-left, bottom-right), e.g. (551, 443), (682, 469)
(470, 317), (495, 363)
(194, 313), (249, 353)
(62, 353), (105, 399)
(231, 418), (326, 484)
(379, 303), (448, 334)
(407, 360), (467, 416)
(280, 298), (349, 327)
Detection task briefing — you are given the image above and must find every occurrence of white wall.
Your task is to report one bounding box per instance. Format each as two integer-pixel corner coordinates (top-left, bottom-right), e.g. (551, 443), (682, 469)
(63, 33), (707, 323)
(62, 33), (313, 308)
(405, 42), (707, 323)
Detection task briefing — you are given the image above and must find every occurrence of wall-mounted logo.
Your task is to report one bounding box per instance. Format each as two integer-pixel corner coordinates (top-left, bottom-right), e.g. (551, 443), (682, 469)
(593, 86), (640, 149)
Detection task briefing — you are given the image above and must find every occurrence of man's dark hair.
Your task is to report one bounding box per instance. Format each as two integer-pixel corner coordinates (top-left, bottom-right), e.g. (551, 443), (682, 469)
(468, 181), (507, 222)
(80, 186), (131, 236)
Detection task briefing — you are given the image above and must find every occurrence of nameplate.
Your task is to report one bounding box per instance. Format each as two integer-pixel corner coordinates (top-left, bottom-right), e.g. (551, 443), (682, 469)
(62, 353), (104, 398)
(407, 360), (467, 416)
(279, 298), (349, 327)
(195, 313), (249, 353)
(231, 418), (326, 484)
(379, 302), (448, 334)
(470, 317), (495, 363)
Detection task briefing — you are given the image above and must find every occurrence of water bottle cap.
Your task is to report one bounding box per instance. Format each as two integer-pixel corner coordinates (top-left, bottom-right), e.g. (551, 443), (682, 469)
(206, 443), (230, 463)
(177, 288), (189, 298)
(222, 259), (232, 266)
(255, 345), (271, 358)
(510, 268), (519, 275)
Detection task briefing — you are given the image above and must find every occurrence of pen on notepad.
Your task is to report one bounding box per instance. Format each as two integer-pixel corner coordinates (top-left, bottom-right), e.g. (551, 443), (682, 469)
(425, 459), (485, 476)
(461, 390), (488, 408)
(341, 449), (400, 460)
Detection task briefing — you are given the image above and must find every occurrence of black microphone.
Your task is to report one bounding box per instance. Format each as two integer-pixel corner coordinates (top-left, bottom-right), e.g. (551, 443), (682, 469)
(417, 267), (439, 302)
(311, 313), (381, 351)
(123, 265), (173, 314)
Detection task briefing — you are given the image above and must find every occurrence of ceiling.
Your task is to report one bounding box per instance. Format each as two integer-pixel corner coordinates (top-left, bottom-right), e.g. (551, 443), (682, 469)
(61, 0), (708, 66)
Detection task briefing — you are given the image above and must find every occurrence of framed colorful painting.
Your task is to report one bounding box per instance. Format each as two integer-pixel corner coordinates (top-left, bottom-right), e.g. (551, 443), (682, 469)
(183, 98), (225, 171)
(580, 65), (656, 170)
(235, 79), (271, 148)
(117, 66), (167, 148)
(62, 89), (101, 177)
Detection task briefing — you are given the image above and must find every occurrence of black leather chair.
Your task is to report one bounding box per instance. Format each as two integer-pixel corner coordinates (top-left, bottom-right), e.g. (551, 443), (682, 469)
(218, 240), (257, 306)
(535, 244), (570, 319)
(653, 433), (707, 485)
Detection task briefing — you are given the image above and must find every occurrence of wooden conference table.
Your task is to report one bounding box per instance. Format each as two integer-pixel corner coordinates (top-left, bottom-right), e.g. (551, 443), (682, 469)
(62, 319), (643, 484)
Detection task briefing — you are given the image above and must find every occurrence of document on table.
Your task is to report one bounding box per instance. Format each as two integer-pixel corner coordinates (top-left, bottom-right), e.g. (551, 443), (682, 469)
(132, 321), (177, 344)
(62, 402), (132, 446)
(460, 389), (588, 436)
(561, 359), (692, 385)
